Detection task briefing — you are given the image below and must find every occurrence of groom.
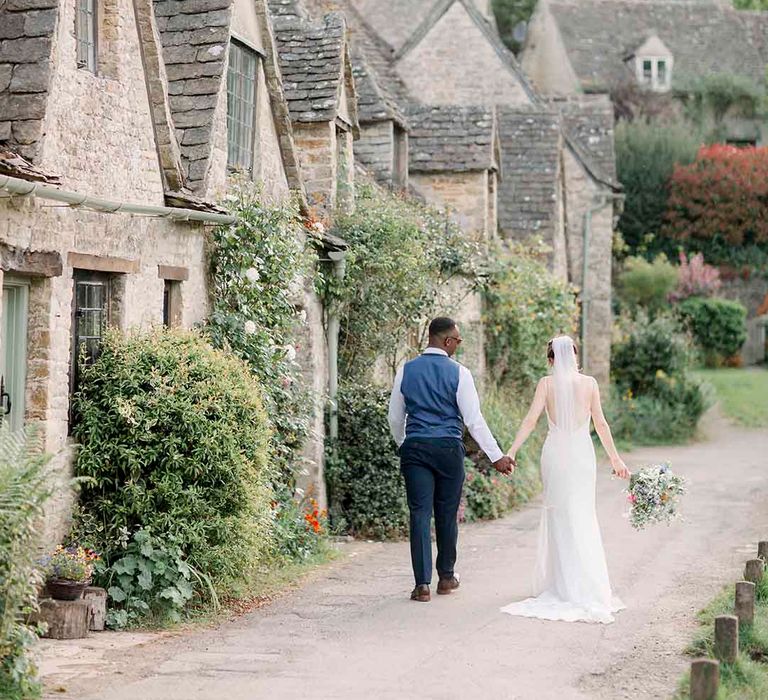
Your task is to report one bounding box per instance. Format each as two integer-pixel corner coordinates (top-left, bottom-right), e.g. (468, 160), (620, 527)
(388, 317), (515, 602)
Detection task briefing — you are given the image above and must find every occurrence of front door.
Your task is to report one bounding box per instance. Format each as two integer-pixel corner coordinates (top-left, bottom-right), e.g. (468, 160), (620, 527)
(1, 278), (29, 433)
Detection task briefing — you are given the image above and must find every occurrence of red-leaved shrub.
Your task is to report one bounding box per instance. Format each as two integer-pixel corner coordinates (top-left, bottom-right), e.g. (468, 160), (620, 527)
(663, 144), (768, 246)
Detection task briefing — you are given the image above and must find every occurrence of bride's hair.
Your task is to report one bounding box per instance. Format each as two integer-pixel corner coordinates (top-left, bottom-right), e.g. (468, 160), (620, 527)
(547, 337), (579, 362)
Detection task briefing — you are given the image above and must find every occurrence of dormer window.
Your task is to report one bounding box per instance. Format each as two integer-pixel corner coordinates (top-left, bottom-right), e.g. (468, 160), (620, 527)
(632, 35), (673, 92)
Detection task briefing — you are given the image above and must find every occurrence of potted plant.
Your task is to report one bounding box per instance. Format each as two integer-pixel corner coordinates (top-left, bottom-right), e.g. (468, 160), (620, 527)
(42, 545), (100, 601)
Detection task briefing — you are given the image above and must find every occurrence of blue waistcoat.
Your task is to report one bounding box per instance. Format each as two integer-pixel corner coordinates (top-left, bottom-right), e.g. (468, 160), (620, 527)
(401, 353), (463, 440)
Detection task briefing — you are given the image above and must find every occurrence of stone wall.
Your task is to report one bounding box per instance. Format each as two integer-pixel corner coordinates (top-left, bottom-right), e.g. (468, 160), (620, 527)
(355, 120), (395, 185)
(562, 147), (613, 387)
(0, 199), (208, 547)
(396, 2), (531, 108)
(410, 170), (492, 241)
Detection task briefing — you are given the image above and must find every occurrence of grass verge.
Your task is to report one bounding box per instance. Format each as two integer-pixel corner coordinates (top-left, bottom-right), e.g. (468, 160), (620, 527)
(695, 368), (768, 429)
(674, 577), (768, 699)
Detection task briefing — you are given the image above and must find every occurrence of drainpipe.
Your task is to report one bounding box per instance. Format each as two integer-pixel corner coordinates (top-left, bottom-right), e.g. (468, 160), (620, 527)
(580, 193), (624, 371)
(326, 249), (347, 450)
(0, 174), (236, 226)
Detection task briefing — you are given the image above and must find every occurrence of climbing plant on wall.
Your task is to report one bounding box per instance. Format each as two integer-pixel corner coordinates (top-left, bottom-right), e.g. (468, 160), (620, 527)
(206, 179), (315, 486)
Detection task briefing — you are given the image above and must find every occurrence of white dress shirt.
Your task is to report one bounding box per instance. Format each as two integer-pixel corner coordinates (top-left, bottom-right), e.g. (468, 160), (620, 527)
(388, 348), (504, 463)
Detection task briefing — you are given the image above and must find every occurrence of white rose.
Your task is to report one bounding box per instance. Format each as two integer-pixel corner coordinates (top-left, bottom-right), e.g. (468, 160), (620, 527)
(244, 320), (257, 335)
(284, 345), (297, 361)
(245, 267), (259, 282)
(296, 309), (308, 324)
(312, 221), (326, 233)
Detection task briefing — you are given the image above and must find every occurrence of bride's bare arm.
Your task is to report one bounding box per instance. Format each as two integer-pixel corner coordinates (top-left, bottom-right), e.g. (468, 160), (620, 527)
(507, 378), (547, 461)
(590, 378), (630, 479)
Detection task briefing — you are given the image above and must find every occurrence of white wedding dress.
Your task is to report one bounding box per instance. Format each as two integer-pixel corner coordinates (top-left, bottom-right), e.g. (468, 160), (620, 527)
(501, 338), (624, 624)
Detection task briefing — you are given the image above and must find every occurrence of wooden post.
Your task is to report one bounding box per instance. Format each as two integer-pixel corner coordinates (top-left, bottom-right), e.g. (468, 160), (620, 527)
(83, 586), (107, 631)
(758, 541), (768, 562)
(745, 559), (764, 584)
(714, 615), (739, 663)
(735, 581), (756, 626)
(690, 659), (719, 700)
(38, 599), (90, 640)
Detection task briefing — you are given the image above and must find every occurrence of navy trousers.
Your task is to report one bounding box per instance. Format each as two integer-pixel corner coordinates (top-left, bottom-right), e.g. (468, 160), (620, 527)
(400, 437), (466, 586)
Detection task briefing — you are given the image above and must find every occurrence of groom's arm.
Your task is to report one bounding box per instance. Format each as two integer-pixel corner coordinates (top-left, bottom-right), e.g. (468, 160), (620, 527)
(388, 366), (407, 447)
(457, 366), (504, 464)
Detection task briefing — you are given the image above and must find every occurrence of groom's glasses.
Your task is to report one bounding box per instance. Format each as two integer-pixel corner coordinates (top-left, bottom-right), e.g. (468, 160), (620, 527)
(446, 336), (463, 345)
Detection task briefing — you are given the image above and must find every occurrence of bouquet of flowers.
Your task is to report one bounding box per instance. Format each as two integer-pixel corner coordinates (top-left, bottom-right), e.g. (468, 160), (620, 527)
(626, 463), (686, 530)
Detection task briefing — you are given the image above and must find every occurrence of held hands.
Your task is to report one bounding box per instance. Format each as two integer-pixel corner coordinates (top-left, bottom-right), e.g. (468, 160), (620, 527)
(493, 455), (515, 475)
(611, 457), (631, 480)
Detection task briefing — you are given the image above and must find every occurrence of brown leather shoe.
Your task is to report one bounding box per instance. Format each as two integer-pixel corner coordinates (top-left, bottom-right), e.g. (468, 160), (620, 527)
(410, 584), (431, 602)
(437, 575), (460, 595)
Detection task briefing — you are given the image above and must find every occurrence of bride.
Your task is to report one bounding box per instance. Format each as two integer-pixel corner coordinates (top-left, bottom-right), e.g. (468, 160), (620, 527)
(501, 335), (630, 624)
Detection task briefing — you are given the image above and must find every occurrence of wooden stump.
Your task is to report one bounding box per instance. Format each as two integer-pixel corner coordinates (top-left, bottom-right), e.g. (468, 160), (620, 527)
(745, 559), (764, 584)
(690, 659), (719, 700)
(83, 586), (107, 631)
(758, 541), (768, 562)
(735, 581), (756, 626)
(38, 599), (90, 640)
(714, 615), (739, 663)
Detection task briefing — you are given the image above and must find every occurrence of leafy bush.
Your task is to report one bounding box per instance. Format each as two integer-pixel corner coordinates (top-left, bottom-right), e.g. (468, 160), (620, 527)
(615, 120), (700, 256)
(272, 490), (329, 562)
(608, 378), (708, 446)
(100, 528), (217, 629)
(677, 297), (748, 365)
(617, 254), (679, 313)
(611, 315), (708, 443)
(207, 179), (313, 486)
(612, 315), (691, 395)
(325, 382), (409, 539)
(72, 329), (275, 593)
(0, 429), (51, 700)
(484, 243), (578, 389)
(462, 462), (508, 522)
(663, 145), (768, 264)
(326, 184), (485, 381)
(670, 251), (722, 302)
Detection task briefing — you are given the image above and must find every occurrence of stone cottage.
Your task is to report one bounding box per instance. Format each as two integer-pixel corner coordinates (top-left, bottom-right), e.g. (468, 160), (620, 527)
(0, 0), (344, 539)
(309, 0), (621, 386)
(522, 0), (768, 145)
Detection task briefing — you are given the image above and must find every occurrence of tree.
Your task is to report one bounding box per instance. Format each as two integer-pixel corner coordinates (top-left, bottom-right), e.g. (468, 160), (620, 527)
(492, 0), (537, 52)
(663, 144), (768, 254)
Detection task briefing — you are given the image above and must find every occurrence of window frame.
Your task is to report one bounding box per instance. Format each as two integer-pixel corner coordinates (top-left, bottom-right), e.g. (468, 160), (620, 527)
(75, 0), (98, 73)
(69, 270), (112, 407)
(226, 39), (260, 175)
(637, 55), (672, 91)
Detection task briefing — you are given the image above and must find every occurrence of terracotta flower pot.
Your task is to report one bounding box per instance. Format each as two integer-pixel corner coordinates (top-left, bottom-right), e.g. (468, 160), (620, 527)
(47, 578), (91, 601)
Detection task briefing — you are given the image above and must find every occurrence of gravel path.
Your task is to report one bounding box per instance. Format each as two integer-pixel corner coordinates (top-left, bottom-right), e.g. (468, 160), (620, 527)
(40, 411), (768, 700)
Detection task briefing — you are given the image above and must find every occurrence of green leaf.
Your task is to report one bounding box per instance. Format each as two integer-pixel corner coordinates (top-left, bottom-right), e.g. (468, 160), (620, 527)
(137, 570), (153, 591)
(108, 586), (127, 602)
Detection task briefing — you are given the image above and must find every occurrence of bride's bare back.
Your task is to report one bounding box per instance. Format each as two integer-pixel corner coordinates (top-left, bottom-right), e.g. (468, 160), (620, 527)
(508, 372), (629, 479)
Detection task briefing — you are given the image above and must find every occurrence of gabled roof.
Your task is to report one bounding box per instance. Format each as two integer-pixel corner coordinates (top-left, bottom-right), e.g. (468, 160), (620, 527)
(559, 96), (618, 186)
(153, 0), (234, 191)
(407, 105), (499, 173)
(347, 0), (436, 53)
(0, 3), (59, 161)
(271, 10), (359, 129)
(548, 0), (767, 91)
(351, 50), (408, 127)
(497, 107), (561, 240)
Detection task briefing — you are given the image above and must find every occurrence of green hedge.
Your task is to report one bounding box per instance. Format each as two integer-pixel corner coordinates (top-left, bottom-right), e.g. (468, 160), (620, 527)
(677, 296), (748, 365)
(325, 382), (409, 539)
(72, 329), (275, 592)
(610, 315), (708, 444)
